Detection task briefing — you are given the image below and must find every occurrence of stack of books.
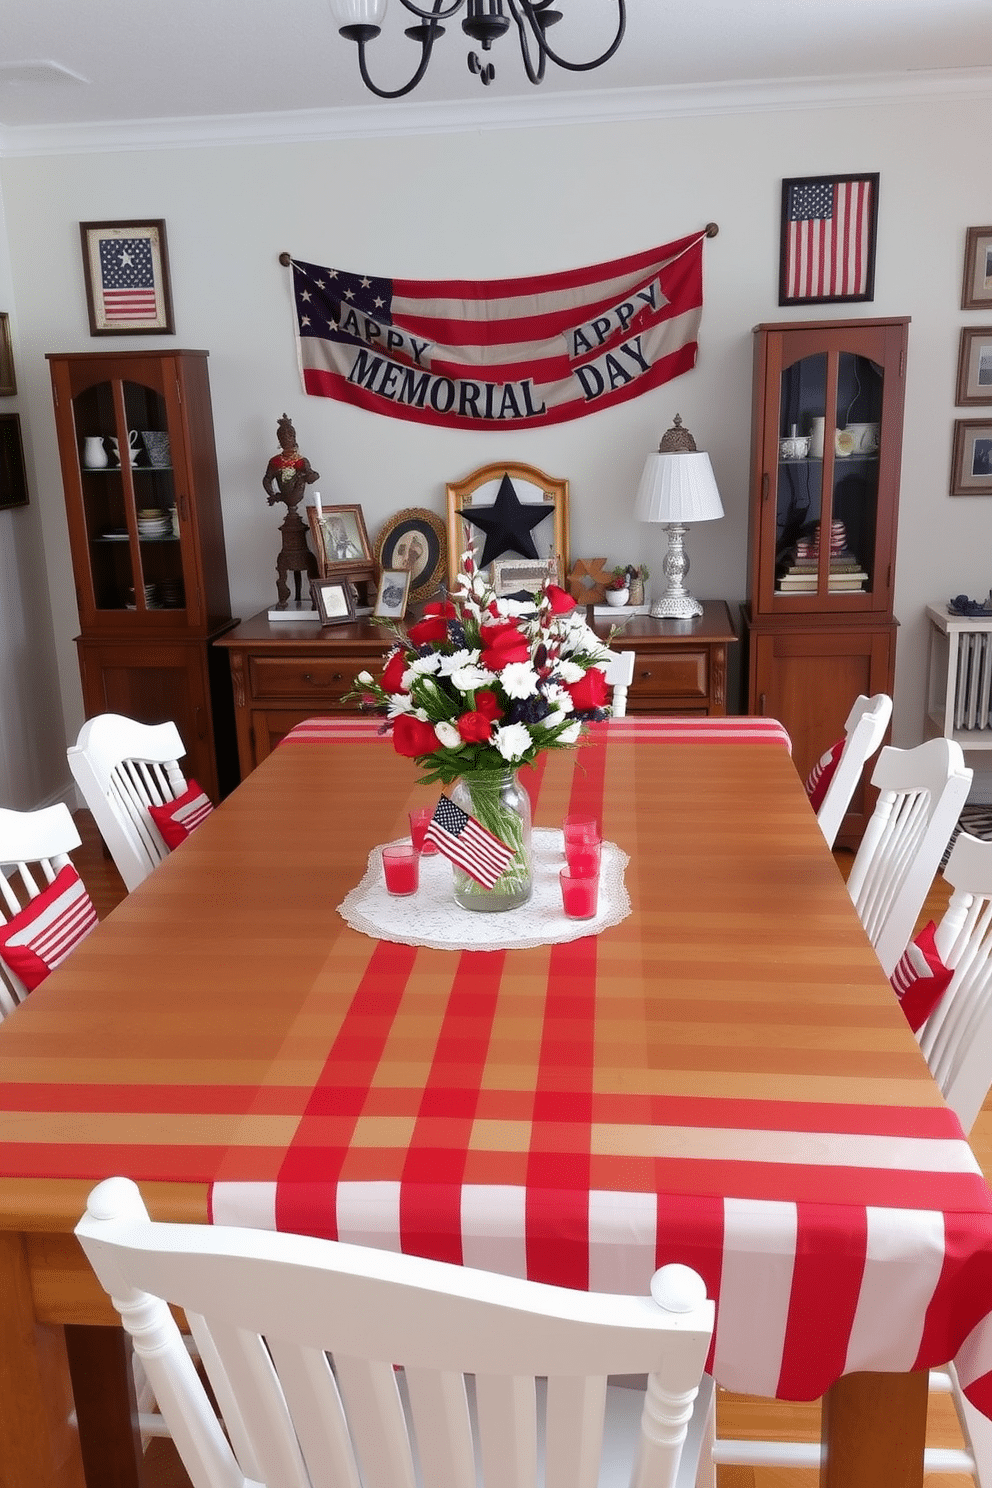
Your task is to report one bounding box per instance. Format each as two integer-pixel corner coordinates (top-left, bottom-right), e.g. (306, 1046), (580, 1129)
(777, 553), (869, 593)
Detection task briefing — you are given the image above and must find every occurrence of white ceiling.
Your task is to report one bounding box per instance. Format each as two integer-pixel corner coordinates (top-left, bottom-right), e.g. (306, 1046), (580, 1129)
(0, 0), (991, 146)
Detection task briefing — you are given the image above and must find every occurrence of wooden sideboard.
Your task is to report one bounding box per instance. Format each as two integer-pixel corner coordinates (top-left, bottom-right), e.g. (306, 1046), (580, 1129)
(216, 602), (738, 777)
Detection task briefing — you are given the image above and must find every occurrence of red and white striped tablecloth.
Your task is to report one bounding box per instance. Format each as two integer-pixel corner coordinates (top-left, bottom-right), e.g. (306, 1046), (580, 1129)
(280, 714), (793, 750)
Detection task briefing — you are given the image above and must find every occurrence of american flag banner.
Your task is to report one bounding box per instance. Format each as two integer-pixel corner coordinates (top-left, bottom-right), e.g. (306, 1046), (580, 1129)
(780, 174), (878, 305)
(287, 230), (710, 429)
(424, 794), (516, 886)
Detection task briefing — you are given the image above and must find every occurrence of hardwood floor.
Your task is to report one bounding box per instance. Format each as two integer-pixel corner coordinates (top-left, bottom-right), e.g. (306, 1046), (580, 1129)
(67, 817), (981, 1488)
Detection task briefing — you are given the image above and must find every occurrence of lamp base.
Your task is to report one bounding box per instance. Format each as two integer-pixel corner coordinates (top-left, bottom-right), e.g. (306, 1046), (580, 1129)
(649, 592), (704, 620)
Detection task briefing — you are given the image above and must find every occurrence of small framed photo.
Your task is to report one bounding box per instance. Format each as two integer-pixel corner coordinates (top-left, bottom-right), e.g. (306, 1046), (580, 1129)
(373, 507), (447, 605)
(779, 173), (879, 305)
(307, 504), (375, 581)
(0, 314), (15, 396)
(80, 220), (174, 335)
(961, 226), (992, 310)
(310, 577), (358, 625)
(956, 327), (992, 406)
(951, 418), (992, 495)
(0, 414), (29, 510)
(374, 568), (412, 620)
(491, 556), (559, 599)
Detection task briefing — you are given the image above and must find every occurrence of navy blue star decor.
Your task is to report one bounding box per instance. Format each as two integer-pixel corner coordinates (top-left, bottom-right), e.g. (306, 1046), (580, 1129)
(458, 474), (551, 568)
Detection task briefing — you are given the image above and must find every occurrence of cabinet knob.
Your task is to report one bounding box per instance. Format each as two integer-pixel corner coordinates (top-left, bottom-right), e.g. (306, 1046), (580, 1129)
(303, 672), (314, 683)
(333, 672), (343, 681)
(639, 669), (651, 679)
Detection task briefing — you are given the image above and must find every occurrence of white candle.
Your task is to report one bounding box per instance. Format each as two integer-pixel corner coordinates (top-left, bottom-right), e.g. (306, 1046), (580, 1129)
(314, 490), (322, 514)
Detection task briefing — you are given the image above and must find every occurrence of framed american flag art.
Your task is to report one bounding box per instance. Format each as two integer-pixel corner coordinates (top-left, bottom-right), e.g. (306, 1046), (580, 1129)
(79, 220), (174, 335)
(779, 174), (879, 306)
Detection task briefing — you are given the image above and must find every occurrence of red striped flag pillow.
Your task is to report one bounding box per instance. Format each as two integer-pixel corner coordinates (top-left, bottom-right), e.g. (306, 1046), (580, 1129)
(804, 738), (844, 812)
(889, 921), (954, 1032)
(148, 780), (213, 849)
(0, 865), (98, 991)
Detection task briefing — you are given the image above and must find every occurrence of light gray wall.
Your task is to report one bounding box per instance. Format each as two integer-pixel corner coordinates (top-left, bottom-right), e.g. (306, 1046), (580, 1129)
(2, 87), (991, 803)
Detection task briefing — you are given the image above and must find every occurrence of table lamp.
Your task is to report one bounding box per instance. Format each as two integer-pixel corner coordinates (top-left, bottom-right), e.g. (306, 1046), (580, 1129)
(634, 415), (724, 619)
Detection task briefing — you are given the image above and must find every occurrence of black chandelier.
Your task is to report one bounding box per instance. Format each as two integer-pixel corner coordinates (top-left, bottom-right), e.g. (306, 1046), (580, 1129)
(327, 0), (626, 99)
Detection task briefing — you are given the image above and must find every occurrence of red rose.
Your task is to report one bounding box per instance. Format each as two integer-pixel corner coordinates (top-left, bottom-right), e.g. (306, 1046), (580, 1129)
(545, 583), (577, 614)
(392, 714), (441, 758)
(457, 711), (493, 744)
(474, 689), (503, 721)
(565, 667), (609, 711)
(406, 600), (458, 647)
(480, 622), (530, 671)
(381, 650), (409, 694)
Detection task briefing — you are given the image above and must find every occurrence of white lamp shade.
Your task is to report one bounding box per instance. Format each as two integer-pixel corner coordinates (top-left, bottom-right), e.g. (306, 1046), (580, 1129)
(329, 0), (387, 24)
(634, 451), (724, 524)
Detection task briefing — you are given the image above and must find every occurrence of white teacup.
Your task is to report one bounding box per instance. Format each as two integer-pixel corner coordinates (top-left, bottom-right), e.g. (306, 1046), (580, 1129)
(108, 430), (141, 466)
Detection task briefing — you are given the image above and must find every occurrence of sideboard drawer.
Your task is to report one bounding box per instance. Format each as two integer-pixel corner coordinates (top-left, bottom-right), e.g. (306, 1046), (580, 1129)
(248, 654), (384, 702)
(629, 650), (708, 702)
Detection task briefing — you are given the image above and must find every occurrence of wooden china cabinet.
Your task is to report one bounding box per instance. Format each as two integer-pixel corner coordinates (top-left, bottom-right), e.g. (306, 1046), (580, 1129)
(742, 317), (910, 847)
(48, 350), (239, 801)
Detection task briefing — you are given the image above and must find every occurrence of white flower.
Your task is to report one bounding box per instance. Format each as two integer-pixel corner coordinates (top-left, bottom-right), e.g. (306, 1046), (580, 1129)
(437, 648), (480, 676)
(406, 653), (443, 677)
(450, 663), (495, 692)
(500, 662), (540, 699)
(386, 694), (415, 718)
(356, 670), (374, 686)
(557, 659), (586, 684)
(543, 683), (573, 714)
(497, 596), (534, 618)
(555, 720), (582, 745)
(434, 721), (463, 749)
(493, 722), (532, 762)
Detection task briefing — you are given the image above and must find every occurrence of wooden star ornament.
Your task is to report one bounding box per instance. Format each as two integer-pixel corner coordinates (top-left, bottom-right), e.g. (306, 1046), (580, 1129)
(567, 557), (609, 605)
(457, 474), (552, 569)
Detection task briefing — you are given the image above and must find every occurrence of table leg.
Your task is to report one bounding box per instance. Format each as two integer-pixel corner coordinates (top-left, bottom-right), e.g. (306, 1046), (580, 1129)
(820, 1370), (929, 1488)
(0, 1230), (86, 1488)
(65, 1324), (143, 1488)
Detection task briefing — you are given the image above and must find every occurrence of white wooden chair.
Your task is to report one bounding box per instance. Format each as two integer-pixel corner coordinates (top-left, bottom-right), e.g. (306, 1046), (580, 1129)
(845, 736), (973, 977)
(813, 692), (892, 848)
(67, 714), (188, 892)
(76, 1175), (715, 1488)
(711, 827), (992, 1484)
(0, 803), (84, 1016)
(601, 649), (636, 718)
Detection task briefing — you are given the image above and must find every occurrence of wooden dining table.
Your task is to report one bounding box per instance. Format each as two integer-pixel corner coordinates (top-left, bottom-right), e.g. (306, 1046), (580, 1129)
(1, 715), (991, 1488)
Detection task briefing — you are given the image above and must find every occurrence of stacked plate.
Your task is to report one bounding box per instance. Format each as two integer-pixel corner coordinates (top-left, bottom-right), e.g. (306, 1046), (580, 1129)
(158, 579), (185, 608)
(137, 507), (170, 539)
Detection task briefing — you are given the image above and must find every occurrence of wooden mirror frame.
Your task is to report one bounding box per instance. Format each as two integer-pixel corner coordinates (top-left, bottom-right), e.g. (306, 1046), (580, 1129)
(445, 462), (569, 593)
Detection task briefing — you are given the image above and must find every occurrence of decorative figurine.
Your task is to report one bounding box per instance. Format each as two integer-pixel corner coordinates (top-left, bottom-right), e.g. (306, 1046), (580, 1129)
(262, 413), (320, 609)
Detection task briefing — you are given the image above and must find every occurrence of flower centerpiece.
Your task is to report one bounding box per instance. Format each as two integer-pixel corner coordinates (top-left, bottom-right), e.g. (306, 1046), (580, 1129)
(354, 558), (615, 912)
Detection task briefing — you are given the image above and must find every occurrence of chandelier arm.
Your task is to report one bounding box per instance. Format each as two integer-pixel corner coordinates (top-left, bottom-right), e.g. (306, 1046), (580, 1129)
(505, 1), (548, 84)
(353, 27), (441, 99)
(511, 0), (626, 73)
(397, 0), (465, 20)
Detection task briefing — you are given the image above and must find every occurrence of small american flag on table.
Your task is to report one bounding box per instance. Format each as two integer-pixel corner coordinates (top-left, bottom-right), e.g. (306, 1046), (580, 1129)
(424, 795), (515, 888)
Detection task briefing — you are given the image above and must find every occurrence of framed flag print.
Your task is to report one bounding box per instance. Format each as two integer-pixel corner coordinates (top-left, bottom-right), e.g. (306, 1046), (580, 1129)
(779, 174), (879, 306)
(79, 220), (174, 335)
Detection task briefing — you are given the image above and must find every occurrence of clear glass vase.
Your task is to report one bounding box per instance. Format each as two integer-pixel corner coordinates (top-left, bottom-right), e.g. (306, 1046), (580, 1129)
(450, 769), (532, 912)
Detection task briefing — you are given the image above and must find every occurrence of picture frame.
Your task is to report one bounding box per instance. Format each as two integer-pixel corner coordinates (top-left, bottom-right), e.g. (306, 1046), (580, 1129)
(79, 219), (175, 335)
(0, 314), (15, 396)
(956, 327), (992, 406)
(374, 507), (447, 605)
(491, 556), (559, 600)
(374, 568), (412, 620)
(310, 577), (358, 626)
(961, 226), (992, 310)
(445, 462), (569, 592)
(950, 418), (992, 495)
(0, 414), (29, 510)
(307, 503), (375, 582)
(779, 173), (879, 306)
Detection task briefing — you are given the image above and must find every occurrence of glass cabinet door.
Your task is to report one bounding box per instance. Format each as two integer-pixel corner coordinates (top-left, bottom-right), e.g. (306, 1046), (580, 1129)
(774, 347), (883, 603)
(71, 376), (185, 618)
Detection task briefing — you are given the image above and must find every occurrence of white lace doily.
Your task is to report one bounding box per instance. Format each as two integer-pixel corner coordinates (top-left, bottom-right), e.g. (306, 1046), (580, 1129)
(338, 828), (631, 951)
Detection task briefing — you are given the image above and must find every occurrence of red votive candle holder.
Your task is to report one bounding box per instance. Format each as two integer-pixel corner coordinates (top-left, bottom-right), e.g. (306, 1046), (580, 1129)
(563, 815), (600, 847)
(560, 867), (599, 919)
(565, 838), (602, 878)
(382, 844), (420, 896)
(408, 807), (439, 855)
